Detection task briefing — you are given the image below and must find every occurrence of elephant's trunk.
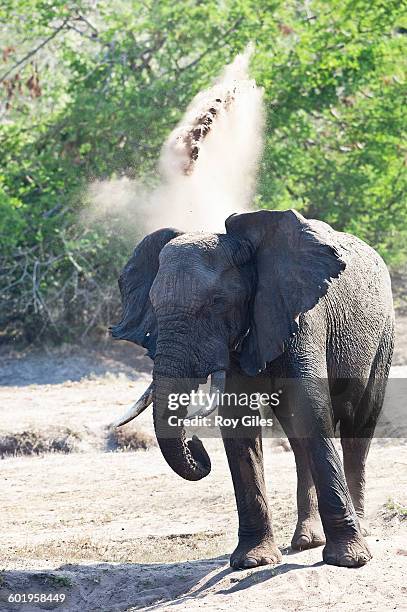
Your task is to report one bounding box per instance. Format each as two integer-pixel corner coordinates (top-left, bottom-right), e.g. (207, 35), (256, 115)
(152, 363), (211, 482)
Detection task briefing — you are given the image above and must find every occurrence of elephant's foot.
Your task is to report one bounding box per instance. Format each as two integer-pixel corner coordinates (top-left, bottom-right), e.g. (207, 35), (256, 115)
(230, 534), (282, 569)
(291, 515), (325, 550)
(323, 533), (372, 567)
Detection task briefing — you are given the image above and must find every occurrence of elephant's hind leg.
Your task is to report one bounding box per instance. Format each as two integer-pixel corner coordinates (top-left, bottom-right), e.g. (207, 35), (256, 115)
(277, 374), (371, 567)
(341, 327), (394, 535)
(340, 435), (371, 536)
(289, 438), (325, 550)
(275, 391), (325, 550)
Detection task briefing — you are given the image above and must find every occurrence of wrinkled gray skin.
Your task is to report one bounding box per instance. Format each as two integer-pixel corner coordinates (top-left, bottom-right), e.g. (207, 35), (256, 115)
(111, 209), (394, 569)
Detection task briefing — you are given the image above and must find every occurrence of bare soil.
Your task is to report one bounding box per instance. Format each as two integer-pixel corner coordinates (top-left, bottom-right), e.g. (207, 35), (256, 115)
(0, 316), (406, 611)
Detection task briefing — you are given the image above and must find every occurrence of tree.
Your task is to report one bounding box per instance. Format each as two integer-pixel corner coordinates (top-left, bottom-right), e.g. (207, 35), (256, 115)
(0, 0), (405, 341)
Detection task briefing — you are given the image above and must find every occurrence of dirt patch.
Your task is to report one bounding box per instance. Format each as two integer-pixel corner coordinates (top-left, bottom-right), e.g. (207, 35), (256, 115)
(0, 442), (405, 611)
(392, 268), (407, 315)
(0, 307), (406, 610)
(0, 341), (150, 387)
(394, 313), (407, 365)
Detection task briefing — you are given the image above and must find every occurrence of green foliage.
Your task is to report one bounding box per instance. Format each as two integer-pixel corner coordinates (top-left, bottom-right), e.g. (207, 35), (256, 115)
(0, 0), (406, 341)
(253, 0), (407, 265)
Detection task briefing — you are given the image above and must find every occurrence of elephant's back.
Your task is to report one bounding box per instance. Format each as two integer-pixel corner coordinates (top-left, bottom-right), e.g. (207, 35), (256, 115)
(333, 230), (393, 311)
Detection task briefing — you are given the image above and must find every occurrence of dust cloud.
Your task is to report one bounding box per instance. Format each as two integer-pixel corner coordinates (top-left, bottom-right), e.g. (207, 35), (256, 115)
(85, 45), (264, 236)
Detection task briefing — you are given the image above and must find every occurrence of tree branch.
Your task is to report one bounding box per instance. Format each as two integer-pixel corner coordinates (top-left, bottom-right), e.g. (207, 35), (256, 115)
(0, 19), (69, 84)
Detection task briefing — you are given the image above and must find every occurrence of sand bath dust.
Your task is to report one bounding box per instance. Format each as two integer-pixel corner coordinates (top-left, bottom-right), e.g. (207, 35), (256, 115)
(85, 45), (264, 237)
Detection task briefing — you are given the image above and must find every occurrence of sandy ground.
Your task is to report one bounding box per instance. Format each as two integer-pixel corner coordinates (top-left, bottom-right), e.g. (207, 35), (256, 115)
(0, 316), (406, 611)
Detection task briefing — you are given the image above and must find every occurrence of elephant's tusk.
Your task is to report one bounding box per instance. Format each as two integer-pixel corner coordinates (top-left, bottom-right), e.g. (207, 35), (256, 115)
(188, 371), (226, 419)
(113, 383), (154, 427)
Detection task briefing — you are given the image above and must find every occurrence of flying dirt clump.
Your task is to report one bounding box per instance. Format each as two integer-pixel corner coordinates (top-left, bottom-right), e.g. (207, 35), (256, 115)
(161, 87), (237, 177)
(85, 44), (264, 234)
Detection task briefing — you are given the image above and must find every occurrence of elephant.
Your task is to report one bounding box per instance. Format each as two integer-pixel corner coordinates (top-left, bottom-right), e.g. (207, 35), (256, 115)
(111, 208), (394, 569)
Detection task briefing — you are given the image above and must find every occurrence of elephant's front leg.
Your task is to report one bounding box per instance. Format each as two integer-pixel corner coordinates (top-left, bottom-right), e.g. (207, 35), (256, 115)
(219, 376), (281, 569)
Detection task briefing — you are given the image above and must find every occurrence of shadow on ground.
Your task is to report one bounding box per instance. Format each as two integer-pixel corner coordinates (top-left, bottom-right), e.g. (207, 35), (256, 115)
(0, 343), (151, 387)
(0, 555), (324, 612)
(0, 557), (227, 612)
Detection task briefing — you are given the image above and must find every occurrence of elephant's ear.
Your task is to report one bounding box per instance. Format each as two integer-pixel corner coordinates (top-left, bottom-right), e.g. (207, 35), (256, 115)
(110, 228), (183, 359)
(226, 209), (346, 375)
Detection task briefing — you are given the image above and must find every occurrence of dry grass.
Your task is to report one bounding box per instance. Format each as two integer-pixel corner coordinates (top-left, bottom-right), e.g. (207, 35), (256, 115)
(0, 428), (80, 458)
(1, 531), (228, 565)
(0, 425), (156, 458)
(382, 498), (407, 521)
(107, 426), (156, 452)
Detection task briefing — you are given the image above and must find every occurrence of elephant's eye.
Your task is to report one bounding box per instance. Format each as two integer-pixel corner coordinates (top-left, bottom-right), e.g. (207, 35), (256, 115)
(210, 295), (226, 307)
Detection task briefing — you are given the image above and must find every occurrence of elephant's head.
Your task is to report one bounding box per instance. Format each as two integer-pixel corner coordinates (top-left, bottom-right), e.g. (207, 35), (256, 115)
(111, 209), (345, 481)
